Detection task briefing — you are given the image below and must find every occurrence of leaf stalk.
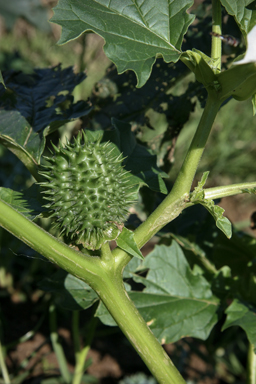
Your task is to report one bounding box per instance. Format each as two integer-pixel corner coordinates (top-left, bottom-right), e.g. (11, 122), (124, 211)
(203, 182), (256, 200)
(211, 0), (222, 72)
(247, 342), (256, 384)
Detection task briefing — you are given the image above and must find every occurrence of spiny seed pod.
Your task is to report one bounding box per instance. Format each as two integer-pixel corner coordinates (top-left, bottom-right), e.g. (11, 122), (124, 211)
(39, 131), (136, 250)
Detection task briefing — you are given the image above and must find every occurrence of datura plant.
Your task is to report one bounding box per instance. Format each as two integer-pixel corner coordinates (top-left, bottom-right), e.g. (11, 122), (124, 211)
(1, 1), (256, 384)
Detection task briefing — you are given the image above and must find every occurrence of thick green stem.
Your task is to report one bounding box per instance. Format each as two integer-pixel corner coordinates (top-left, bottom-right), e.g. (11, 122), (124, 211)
(171, 96), (221, 197)
(247, 342), (256, 384)
(0, 200), (187, 383)
(0, 199), (103, 287)
(211, 0), (222, 72)
(93, 270), (186, 384)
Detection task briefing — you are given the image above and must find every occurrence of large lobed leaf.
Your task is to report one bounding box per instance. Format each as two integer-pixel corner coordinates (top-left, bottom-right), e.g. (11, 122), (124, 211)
(220, 0), (256, 34)
(96, 241), (219, 343)
(222, 299), (256, 348)
(51, 0), (195, 87)
(39, 241), (219, 343)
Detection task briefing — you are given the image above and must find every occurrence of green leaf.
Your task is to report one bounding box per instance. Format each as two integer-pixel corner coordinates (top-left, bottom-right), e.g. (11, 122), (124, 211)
(191, 173), (232, 239)
(222, 299), (256, 347)
(97, 242), (219, 343)
(191, 171), (209, 200)
(181, 50), (219, 88)
(123, 256), (142, 279)
(220, 0), (256, 34)
(116, 227), (144, 260)
(217, 62), (256, 102)
(39, 270), (98, 311)
(242, 187), (256, 195)
(0, 110), (44, 177)
(51, 0), (195, 87)
(169, 233), (218, 276)
(103, 119), (168, 194)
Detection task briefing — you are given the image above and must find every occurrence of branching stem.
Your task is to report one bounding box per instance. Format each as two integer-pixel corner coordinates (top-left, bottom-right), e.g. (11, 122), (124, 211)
(114, 95), (221, 271)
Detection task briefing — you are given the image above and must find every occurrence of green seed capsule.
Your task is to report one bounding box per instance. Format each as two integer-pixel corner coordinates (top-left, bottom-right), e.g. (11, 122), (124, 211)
(39, 131), (136, 250)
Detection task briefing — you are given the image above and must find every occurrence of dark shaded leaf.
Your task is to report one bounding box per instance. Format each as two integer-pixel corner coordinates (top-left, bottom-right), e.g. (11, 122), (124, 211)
(0, 66), (92, 173)
(0, 65), (91, 134)
(103, 119), (168, 194)
(211, 231), (256, 276)
(90, 61), (199, 173)
(39, 270), (98, 311)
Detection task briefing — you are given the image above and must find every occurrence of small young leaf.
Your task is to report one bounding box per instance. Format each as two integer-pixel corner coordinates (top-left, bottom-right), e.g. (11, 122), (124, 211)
(191, 171), (209, 200)
(222, 299), (256, 348)
(116, 227), (144, 260)
(181, 50), (220, 93)
(242, 187), (256, 195)
(51, 0), (195, 87)
(191, 174), (232, 239)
